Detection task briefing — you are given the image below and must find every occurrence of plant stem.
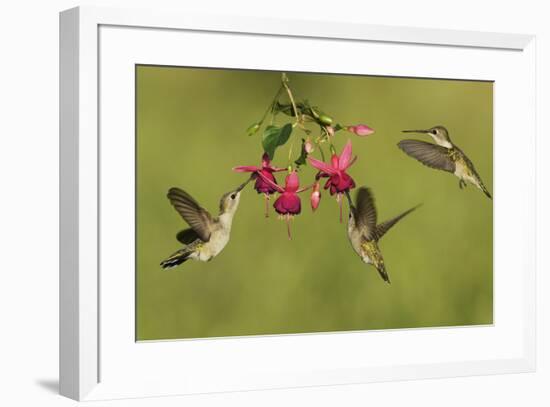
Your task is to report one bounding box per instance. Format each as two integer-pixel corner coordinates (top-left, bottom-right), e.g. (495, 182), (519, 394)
(260, 84), (284, 125)
(288, 140), (295, 167)
(316, 142), (326, 162)
(282, 73), (299, 126)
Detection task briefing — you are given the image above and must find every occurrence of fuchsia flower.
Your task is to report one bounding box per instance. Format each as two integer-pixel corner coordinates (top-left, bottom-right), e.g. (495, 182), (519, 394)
(257, 170), (310, 239)
(273, 172), (302, 217)
(308, 139), (357, 222)
(310, 181), (321, 211)
(347, 124), (375, 137)
(233, 153), (286, 217)
(234, 153), (286, 194)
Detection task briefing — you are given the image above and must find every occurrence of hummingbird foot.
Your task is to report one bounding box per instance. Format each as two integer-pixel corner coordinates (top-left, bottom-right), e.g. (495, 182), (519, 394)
(459, 179), (467, 189)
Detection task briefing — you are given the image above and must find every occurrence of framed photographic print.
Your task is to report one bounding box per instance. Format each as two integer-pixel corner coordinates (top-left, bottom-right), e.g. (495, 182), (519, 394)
(60, 6), (536, 401)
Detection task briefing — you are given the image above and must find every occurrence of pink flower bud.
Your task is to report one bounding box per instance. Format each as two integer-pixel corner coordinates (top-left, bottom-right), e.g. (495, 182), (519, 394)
(325, 125), (335, 137)
(347, 124), (374, 137)
(304, 138), (315, 154)
(310, 181), (321, 211)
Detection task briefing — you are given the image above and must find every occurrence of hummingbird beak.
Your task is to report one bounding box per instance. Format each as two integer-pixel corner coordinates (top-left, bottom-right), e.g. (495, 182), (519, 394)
(402, 129), (429, 134)
(344, 190), (354, 209)
(235, 176), (253, 192)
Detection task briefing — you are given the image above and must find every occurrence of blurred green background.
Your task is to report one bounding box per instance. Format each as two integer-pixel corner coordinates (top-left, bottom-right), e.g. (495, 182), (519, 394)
(136, 66), (493, 341)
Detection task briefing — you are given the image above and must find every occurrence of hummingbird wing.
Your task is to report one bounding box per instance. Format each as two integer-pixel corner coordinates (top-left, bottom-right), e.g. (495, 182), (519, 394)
(354, 187), (378, 240)
(167, 188), (214, 242)
(397, 139), (456, 173)
(176, 228), (201, 245)
(375, 204), (421, 240)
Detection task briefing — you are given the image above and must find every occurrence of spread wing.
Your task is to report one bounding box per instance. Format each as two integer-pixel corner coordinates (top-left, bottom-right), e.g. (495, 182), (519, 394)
(397, 139), (455, 173)
(176, 228), (201, 245)
(167, 187), (214, 242)
(354, 187), (378, 240)
(375, 204), (421, 240)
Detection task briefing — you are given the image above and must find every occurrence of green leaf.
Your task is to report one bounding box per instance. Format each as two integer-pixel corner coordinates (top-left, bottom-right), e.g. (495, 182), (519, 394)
(279, 123), (293, 144)
(262, 123), (293, 159)
(246, 122), (261, 136)
(294, 139), (308, 167)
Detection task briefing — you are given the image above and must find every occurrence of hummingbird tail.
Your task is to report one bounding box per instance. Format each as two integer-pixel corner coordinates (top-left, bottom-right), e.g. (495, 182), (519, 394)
(479, 182), (492, 200)
(160, 249), (192, 269)
(376, 263), (391, 284)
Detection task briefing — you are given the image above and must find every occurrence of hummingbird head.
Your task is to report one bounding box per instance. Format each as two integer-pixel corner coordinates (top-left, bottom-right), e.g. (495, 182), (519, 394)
(402, 125), (452, 148)
(219, 177), (250, 215)
(219, 189), (242, 215)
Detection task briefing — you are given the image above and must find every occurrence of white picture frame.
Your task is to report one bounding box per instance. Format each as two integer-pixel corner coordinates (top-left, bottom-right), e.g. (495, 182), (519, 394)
(60, 6), (536, 401)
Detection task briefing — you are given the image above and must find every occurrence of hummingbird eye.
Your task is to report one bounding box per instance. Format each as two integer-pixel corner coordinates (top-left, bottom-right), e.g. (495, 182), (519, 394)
(230, 194), (236, 200)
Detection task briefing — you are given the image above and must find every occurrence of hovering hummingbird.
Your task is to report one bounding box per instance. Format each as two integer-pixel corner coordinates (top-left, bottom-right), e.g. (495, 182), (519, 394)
(398, 126), (492, 199)
(160, 178), (251, 269)
(346, 187), (419, 284)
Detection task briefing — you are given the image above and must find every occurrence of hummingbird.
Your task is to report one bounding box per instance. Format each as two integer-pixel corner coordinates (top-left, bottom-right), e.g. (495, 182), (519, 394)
(345, 187), (419, 284)
(160, 178), (251, 269)
(398, 126), (492, 199)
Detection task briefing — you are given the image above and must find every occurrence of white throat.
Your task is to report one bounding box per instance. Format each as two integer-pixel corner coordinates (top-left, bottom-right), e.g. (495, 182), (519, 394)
(431, 137), (452, 149)
(219, 211), (235, 228)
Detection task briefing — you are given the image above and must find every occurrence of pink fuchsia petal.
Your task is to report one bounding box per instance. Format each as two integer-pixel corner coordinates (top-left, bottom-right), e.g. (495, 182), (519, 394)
(323, 172), (355, 196)
(274, 192), (301, 215)
(348, 124), (375, 137)
(308, 157), (338, 175)
(338, 172), (356, 191)
(323, 173), (340, 193)
(285, 171), (300, 193)
(257, 170), (284, 193)
(325, 172), (355, 195)
(233, 165), (260, 173)
(254, 170), (279, 194)
(338, 139), (353, 170)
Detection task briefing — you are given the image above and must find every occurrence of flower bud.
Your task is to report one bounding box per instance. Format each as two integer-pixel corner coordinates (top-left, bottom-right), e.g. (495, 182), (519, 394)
(310, 181), (321, 211)
(304, 138), (315, 154)
(246, 122), (261, 136)
(318, 113), (333, 126)
(347, 124), (374, 137)
(325, 125), (335, 138)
